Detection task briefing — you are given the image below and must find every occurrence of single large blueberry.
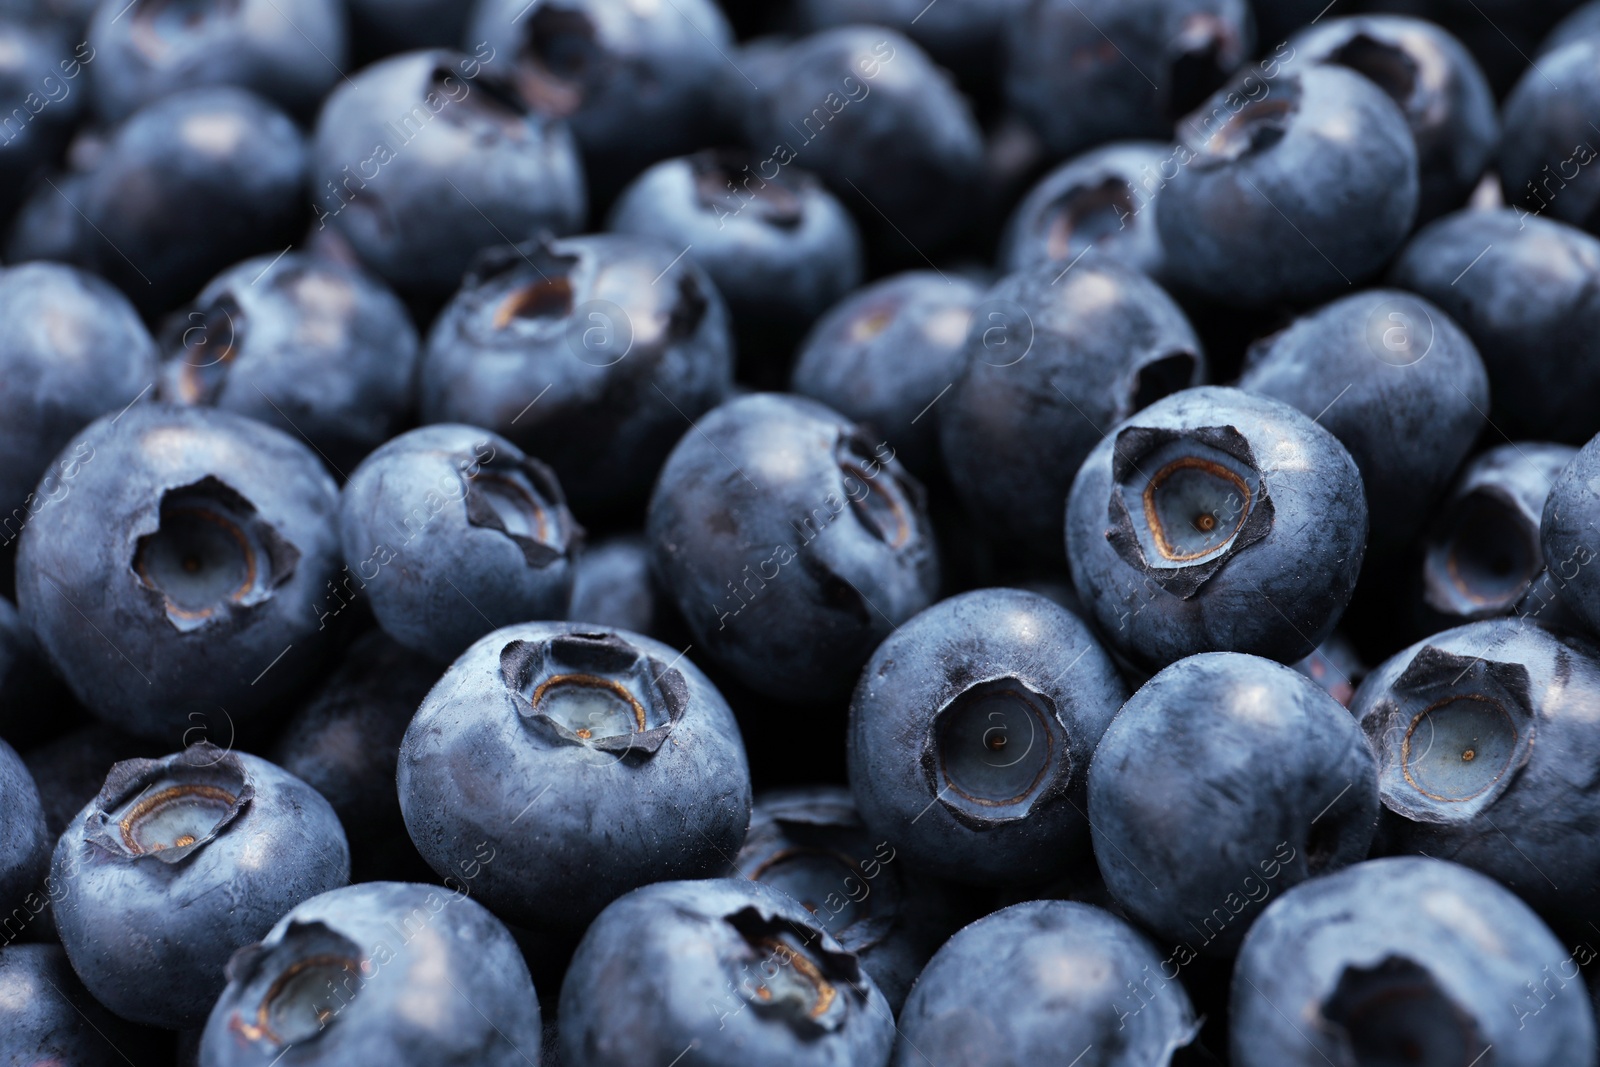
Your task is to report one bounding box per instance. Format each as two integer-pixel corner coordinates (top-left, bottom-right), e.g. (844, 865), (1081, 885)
(339, 424), (581, 660)
(940, 259), (1205, 562)
(647, 393), (939, 702)
(16, 404), (342, 742)
(1066, 386), (1368, 670)
(1158, 65), (1419, 306)
(1237, 288), (1488, 557)
(1089, 652), (1378, 955)
(51, 744), (349, 1029)
(1353, 619), (1600, 928)
(1232, 857), (1596, 1066)
(157, 253), (420, 475)
(420, 233), (734, 518)
(892, 900), (1201, 1067)
(849, 588), (1126, 886)
(398, 623), (751, 932)
(559, 878), (895, 1067)
(200, 881), (541, 1067)
(311, 49), (585, 298)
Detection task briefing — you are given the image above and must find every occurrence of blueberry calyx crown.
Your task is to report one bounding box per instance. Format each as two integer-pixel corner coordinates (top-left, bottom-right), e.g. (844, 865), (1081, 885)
(463, 453), (578, 568)
(692, 149), (806, 230)
(132, 476), (301, 632)
(720, 905), (865, 1035)
(741, 806), (903, 951)
(514, 4), (596, 118)
(1041, 177), (1138, 265)
(1186, 77), (1301, 165)
(1321, 955), (1483, 1063)
(921, 675), (1071, 829)
(1361, 645), (1535, 824)
(224, 920), (368, 1049)
(130, 0), (238, 58)
(159, 294), (243, 406)
(1323, 33), (1420, 116)
(501, 631), (688, 757)
(836, 432), (920, 552)
(1105, 424), (1273, 598)
(84, 742), (253, 865)
(1423, 488), (1541, 618)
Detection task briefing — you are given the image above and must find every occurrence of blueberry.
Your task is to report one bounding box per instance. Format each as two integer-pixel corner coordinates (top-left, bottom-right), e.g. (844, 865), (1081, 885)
(1066, 386), (1368, 670)
(998, 141), (1173, 281)
(1501, 38), (1600, 239)
(15, 404), (342, 742)
(1425, 442), (1577, 625)
(849, 588), (1126, 886)
(1541, 435), (1600, 636)
(338, 424), (580, 660)
(789, 271), (983, 478)
(0, 261), (155, 532)
(1352, 619), (1600, 928)
(558, 877), (895, 1067)
(892, 900), (1200, 1067)
(1006, 0), (1255, 160)
(468, 0), (735, 201)
(1157, 65), (1419, 307)
(941, 259), (1204, 562)
(740, 27), (985, 251)
(0, 736), (49, 932)
(87, 0), (346, 122)
(80, 87), (309, 315)
(1389, 209), (1600, 441)
(0, 22), (87, 216)
(1236, 288), (1488, 557)
(398, 623), (752, 932)
(646, 393), (939, 702)
(606, 149), (864, 357)
(200, 881), (542, 1067)
(1232, 856), (1597, 1066)
(311, 49), (585, 299)
(157, 253), (420, 474)
(791, 0), (1024, 84)
(0, 943), (157, 1064)
(419, 234), (734, 519)
(1089, 652), (1378, 955)
(734, 785), (973, 1013)
(51, 743), (349, 1029)
(567, 533), (659, 637)
(1281, 15), (1498, 224)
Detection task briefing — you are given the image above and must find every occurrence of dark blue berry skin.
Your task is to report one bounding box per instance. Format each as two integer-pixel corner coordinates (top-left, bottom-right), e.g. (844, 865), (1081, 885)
(891, 900), (1200, 1067)
(200, 881), (541, 1067)
(22, 723), (156, 838)
(0, 944), (159, 1065)
(1499, 39), (1600, 236)
(0, 22), (86, 215)
(733, 786), (974, 1014)
(1542, 0), (1600, 56)
(1158, 65), (1420, 308)
(1352, 620), (1600, 929)
(998, 142), (1172, 282)
(157, 253), (420, 475)
(15, 404), (343, 743)
(311, 49), (585, 300)
(647, 393), (940, 702)
(419, 234), (734, 519)
(1282, 15), (1498, 224)
(941, 259), (1204, 563)
(789, 271), (983, 479)
(607, 150), (864, 350)
(1006, 0), (1255, 161)
(0, 737), (49, 927)
(1236, 288), (1488, 558)
(1089, 652), (1379, 956)
(51, 744), (349, 1030)
(0, 262), (155, 526)
(559, 877), (894, 1067)
(849, 589), (1127, 887)
(1390, 210), (1600, 441)
(1542, 436), (1600, 637)
(345, 0), (464, 59)
(568, 533), (659, 637)
(338, 424), (580, 661)
(1232, 857), (1597, 1067)
(86, 0), (346, 123)
(1425, 442), (1578, 626)
(1066, 386), (1369, 671)
(398, 623), (752, 933)
(791, 0), (1024, 83)
(469, 0), (734, 202)
(4, 166), (85, 265)
(740, 27), (985, 251)
(81, 87), (308, 316)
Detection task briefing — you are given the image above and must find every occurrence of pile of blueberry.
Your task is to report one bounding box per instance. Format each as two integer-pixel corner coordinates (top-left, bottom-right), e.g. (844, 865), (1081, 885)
(9, 0), (1600, 1063)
